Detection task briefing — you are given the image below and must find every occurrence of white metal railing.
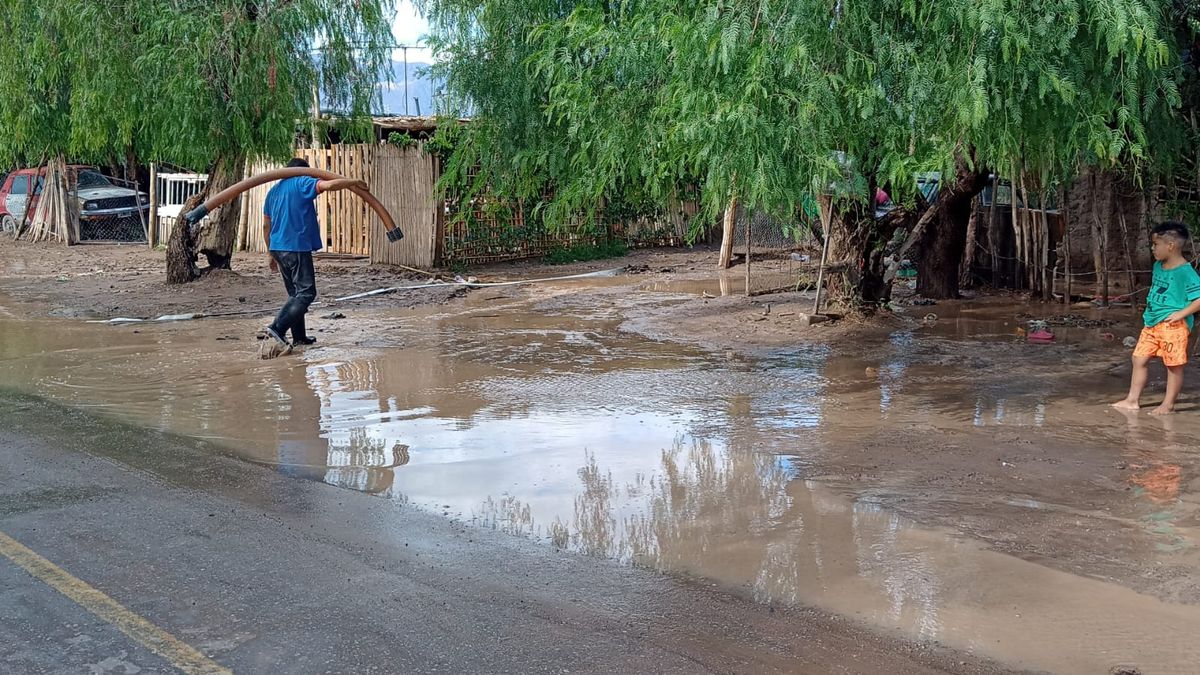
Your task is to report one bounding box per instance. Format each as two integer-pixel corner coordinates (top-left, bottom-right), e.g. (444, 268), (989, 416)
(156, 172), (208, 218)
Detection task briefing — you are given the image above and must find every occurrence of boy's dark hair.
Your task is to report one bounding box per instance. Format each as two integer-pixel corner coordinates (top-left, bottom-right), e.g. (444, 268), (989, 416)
(1153, 221), (1190, 242)
(286, 157), (310, 168)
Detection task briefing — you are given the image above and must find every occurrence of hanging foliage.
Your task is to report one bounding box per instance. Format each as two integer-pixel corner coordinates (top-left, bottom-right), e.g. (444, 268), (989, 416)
(424, 0), (1180, 303)
(0, 0), (394, 278)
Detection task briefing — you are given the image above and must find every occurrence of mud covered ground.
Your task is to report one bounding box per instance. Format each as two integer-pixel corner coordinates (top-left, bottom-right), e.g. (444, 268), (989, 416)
(2, 239), (1197, 673)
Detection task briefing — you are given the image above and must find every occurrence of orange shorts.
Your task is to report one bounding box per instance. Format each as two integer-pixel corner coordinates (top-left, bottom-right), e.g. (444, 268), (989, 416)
(1133, 320), (1191, 366)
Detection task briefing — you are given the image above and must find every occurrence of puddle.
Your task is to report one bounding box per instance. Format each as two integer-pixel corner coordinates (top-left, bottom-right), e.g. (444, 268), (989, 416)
(1, 290), (1199, 674)
(637, 272), (800, 297)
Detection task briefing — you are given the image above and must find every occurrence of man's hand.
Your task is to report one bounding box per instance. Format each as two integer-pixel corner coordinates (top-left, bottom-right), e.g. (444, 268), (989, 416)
(316, 178), (368, 194)
(1166, 311), (1189, 324)
(268, 254), (278, 274)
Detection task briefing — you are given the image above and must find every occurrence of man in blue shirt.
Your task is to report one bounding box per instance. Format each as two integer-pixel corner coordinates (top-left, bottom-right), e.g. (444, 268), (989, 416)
(261, 158), (365, 358)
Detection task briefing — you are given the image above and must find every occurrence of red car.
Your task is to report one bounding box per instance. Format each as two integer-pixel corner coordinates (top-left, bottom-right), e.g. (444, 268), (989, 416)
(0, 165), (150, 241)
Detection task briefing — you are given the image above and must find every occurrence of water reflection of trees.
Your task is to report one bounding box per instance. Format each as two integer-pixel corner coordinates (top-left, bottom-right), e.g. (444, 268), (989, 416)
(622, 438), (790, 570)
(562, 436), (943, 635)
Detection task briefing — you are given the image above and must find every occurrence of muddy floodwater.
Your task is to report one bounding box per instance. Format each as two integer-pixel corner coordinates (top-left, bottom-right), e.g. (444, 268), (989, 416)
(2, 285), (1199, 674)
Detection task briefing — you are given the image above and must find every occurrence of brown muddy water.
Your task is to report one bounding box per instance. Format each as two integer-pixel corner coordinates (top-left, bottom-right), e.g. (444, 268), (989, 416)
(1, 288), (1198, 674)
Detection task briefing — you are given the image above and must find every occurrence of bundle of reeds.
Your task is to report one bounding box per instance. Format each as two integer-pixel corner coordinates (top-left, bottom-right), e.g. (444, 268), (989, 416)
(26, 157), (78, 244)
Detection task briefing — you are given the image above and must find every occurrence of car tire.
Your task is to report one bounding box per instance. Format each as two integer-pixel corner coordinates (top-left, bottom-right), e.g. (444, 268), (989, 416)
(1, 214), (17, 237)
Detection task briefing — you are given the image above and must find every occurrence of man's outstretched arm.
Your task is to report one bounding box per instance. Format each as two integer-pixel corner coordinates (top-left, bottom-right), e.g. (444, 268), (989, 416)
(316, 178), (368, 194)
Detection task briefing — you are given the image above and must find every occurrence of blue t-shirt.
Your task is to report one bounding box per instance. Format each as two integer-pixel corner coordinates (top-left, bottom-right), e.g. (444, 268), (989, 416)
(265, 176), (323, 252)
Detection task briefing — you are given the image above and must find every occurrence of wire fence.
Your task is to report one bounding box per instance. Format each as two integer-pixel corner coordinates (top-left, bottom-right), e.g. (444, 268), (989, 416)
(73, 171), (150, 243)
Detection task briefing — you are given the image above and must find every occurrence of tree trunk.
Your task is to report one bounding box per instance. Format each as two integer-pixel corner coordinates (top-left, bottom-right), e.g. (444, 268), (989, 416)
(959, 204), (978, 288)
(1012, 171), (1023, 288)
(987, 175), (999, 286)
(1040, 185), (1051, 301)
(914, 154), (990, 299)
(197, 157), (245, 269)
(824, 196), (907, 307)
(1062, 186), (1071, 305)
(1089, 170), (1105, 303)
(165, 192), (205, 284)
(165, 155), (244, 283)
(1100, 179), (1111, 305)
(718, 194), (738, 269)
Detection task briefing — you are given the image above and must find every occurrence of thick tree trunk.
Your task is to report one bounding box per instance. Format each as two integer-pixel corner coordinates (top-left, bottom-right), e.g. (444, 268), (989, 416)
(914, 155), (990, 299)
(165, 155), (245, 283)
(165, 192), (204, 283)
(823, 196), (907, 307)
(197, 158), (245, 269)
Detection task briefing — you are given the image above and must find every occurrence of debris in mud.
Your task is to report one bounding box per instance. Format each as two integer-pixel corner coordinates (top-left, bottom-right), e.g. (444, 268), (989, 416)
(904, 298), (937, 306)
(1027, 328), (1055, 344)
(1109, 666), (1142, 675)
(625, 264), (651, 274)
(1123, 336), (1138, 348)
(258, 339), (292, 360)
(322, 312), (347, 320)
(1017, 313), (1116, 328)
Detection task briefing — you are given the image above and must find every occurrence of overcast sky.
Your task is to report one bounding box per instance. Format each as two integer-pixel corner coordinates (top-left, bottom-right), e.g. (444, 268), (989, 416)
(391, 1), (433, 63)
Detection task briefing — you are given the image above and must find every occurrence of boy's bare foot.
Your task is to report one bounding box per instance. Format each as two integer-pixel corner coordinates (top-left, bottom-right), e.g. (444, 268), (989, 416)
(1111, 399), (1141, 411)
(1149, 404), (1176, 416)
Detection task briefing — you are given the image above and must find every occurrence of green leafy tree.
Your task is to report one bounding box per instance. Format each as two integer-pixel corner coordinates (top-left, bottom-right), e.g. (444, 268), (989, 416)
(0, 0), (394, 281)
(425, 0), (1177, 302)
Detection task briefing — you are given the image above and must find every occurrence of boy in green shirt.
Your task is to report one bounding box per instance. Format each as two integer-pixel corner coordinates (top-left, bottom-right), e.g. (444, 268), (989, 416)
(1113, 222), (1200, 415)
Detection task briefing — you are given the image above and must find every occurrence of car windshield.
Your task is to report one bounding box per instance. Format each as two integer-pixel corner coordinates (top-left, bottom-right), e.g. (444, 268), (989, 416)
(76, 170), (113, 189)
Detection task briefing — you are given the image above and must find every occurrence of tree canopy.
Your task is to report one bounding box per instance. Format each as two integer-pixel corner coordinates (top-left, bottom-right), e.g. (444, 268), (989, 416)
(427, 0), (1178, 209)
(425, 0), (1182, 299)
(0, 0), (396, 170)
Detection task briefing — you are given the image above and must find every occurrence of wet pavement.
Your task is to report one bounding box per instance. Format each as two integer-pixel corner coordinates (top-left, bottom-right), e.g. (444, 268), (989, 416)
(1, 283), (1199, 673)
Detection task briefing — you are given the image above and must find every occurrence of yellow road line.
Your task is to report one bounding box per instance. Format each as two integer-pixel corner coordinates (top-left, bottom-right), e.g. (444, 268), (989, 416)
(0, 530), (232, 675)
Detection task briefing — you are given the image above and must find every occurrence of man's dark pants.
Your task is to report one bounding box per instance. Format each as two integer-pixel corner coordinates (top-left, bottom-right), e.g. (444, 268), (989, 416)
(268, 251), (316, 342)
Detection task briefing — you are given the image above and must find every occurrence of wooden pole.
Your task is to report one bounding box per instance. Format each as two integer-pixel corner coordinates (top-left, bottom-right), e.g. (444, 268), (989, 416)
(988, 175), (999, 286)
(1118, 207), (1136, 307)
(1040, 184), (1051, 302)
(148, 163), (158, 248)
(1101, 181), (1111, 307)
(1090, 170), (1106, 305)
(813, 196), (833, 315)
(311, 83), (322, 150)
(1010, 168), (1022, 289)
(744, 215), (751, 297)
(1062, 186), (1071, 306)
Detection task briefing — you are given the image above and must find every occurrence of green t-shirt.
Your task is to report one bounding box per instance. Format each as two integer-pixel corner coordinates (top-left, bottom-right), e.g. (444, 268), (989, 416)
(1143, 261), (1200, 329)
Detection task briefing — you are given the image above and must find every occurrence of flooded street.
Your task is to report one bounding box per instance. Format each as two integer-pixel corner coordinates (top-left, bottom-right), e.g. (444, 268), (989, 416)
(2, 280), (1200, 674)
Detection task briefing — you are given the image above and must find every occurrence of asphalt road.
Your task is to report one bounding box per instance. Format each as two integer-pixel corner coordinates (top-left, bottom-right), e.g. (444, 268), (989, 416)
(0, 391), (1012, 674)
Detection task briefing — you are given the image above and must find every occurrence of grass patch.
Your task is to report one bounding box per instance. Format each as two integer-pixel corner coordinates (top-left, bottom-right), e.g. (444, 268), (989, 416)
(544, 240), (629, 265)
